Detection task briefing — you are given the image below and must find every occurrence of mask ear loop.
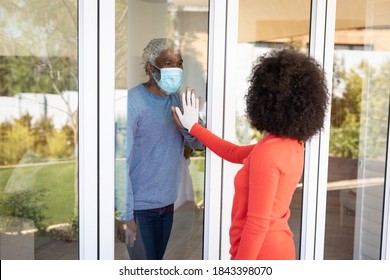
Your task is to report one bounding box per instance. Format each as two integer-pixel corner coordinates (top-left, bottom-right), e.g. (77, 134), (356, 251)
(149, 63), (161, 83)
(151, 64), (161, 71)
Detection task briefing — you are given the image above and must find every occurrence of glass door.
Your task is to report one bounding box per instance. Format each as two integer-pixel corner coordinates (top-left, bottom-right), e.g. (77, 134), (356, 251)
(0, 0), (79, 259)
(324, 0), (390, 259)
(113, 0), (209, 260)
(222, 0), (312, 259)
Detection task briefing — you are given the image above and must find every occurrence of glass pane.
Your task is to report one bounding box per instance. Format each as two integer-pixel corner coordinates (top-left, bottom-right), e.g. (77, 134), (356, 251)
(325, 0), (390, 259)
(233, 0), (311, 259)
(0, 1), (78, 259)
(114, 0), (208, 260)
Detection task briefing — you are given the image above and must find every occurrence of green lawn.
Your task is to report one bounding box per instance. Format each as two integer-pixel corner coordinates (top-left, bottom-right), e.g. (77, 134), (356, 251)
(0, 161), (76, 226)
(189, 157), (205, 204)
(1, 157), (205, 228)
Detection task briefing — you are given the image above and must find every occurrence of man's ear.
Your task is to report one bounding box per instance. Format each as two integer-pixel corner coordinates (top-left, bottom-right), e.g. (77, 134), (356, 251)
(145, 62), (153, 74)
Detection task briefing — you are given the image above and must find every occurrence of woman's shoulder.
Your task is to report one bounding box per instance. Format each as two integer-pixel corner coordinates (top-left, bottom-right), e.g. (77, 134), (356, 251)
(252, 135), (303, 158)
(263, 134), (302, 146)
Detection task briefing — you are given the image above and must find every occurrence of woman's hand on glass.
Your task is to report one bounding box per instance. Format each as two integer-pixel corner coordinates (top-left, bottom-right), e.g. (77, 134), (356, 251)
(172, 87), (201, 131)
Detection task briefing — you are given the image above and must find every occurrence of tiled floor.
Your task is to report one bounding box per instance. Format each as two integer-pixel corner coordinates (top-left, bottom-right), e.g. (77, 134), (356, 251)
(34, 202), (204, 260)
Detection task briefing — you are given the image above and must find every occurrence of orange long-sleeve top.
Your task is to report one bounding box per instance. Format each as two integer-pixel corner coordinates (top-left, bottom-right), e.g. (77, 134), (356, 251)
(190, 123), (304, 260)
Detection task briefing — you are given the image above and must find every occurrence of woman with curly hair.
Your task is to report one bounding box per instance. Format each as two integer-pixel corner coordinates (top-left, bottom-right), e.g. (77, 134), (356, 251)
(173, 48), (329, 260)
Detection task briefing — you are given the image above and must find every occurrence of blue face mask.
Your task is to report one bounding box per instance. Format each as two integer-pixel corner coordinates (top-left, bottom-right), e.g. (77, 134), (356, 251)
(152, 64), (183, 94)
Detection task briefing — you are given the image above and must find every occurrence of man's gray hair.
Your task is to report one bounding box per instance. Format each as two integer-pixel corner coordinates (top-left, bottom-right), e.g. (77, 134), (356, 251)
(142, 38), (179, 71)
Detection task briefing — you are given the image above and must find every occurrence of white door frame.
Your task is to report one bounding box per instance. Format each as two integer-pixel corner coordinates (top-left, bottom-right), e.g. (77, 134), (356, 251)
(78, 0), (116, 260)
(98, 0), (116, 260)
(78, 0), (99, 259)
(203, 0), (228, 260)
(300, 0), (336, 260)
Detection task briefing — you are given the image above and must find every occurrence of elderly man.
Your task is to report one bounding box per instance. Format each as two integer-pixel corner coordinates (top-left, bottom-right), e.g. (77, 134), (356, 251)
(116, 38), (204, 260)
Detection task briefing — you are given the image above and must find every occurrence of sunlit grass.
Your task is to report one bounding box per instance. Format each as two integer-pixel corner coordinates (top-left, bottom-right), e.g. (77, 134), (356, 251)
(0, 157), (205, 228)
(0, 161), (75, 226)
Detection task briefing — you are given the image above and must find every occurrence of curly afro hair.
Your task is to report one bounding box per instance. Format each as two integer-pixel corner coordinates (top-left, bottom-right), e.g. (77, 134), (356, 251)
(245, 48), (329, 142)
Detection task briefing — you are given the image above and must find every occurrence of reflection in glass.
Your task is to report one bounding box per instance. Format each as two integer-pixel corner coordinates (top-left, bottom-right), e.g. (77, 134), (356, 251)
(0, 1), (78, 259)
(114, 0), (208, 260)
(234, 0), (311, 259)
(325, 0), (390, 259)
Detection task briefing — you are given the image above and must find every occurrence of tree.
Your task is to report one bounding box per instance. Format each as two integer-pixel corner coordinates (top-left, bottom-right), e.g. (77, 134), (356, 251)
(362, 59), (390, 159)
(330, 56), (390, 160)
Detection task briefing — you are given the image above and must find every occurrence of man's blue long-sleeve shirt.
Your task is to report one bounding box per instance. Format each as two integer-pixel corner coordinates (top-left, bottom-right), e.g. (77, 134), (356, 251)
(116, 84), (204, 221)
